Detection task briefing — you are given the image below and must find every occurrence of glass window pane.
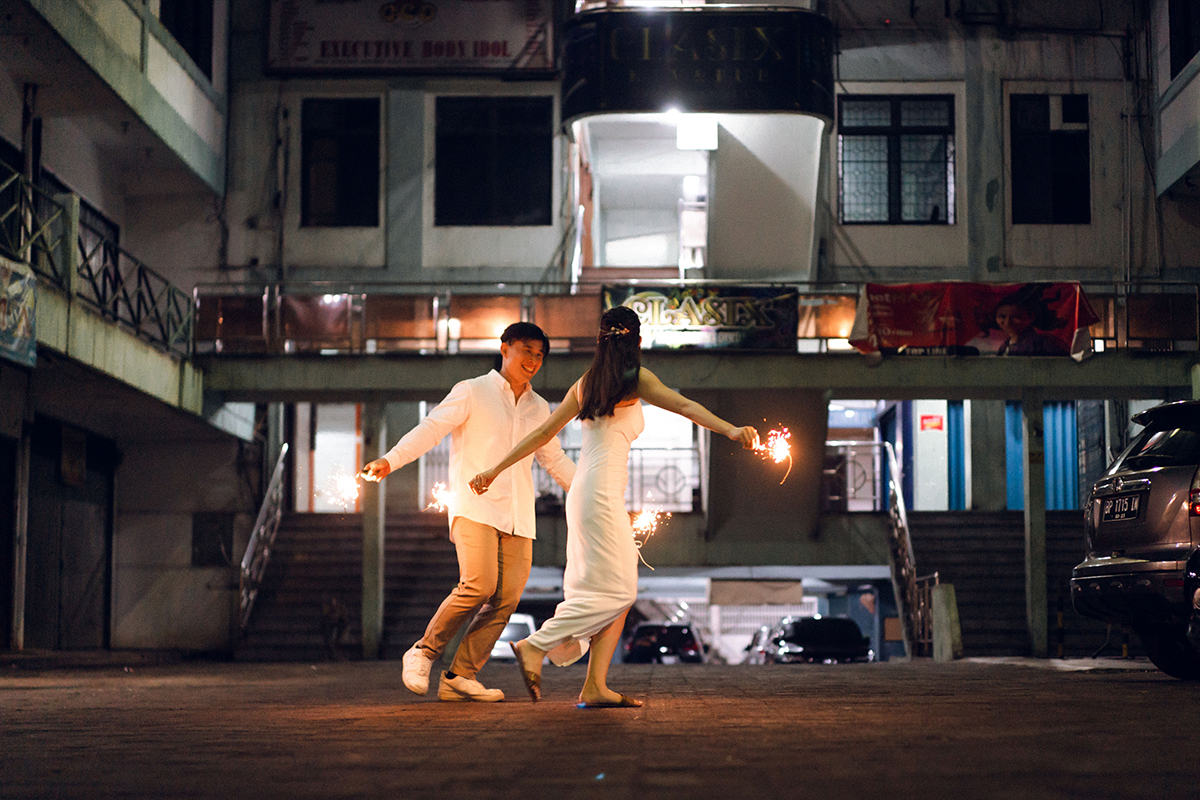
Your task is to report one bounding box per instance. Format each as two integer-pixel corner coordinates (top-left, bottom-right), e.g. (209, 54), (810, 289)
(840, 135), (889, 222)
(900, 99), (951, 128)
(900, 135), (948, 223)
(840, 99), (892, 128)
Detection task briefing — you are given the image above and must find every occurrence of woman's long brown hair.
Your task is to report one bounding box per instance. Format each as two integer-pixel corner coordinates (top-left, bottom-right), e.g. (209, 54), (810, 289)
(578, 305), (642, 420)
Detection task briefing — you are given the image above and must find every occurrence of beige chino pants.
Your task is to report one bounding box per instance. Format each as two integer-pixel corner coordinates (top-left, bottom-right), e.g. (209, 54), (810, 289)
(415, 516), (532, 679)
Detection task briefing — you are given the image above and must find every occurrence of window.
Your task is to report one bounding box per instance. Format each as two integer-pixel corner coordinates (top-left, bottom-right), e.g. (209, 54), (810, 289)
(192, 511), (234, 567)
(837, 95), (955, 225)
(435, 96), (553, 227)
(159, 0), (214, 80)
(1170, 0), (1200, 79)
(301, 98), (380, 228)
(1010, 94), (1090, 225)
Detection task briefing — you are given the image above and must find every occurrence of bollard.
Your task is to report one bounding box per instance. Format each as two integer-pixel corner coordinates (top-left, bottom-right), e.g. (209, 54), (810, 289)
(932, 583), (964, 662)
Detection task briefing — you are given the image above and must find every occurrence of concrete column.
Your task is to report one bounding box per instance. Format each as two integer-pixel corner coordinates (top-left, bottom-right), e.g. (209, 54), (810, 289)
(1191, 364), (1200, 400)
(10, 373), (32, 650)
(932, 583), (963, 663)
(361, 402), (387, 659)
(964, 35), (1005, 278)
(53, 193), (79, 295)
(1022, 390), (1048, 658)
(969, 399), (1008, 510)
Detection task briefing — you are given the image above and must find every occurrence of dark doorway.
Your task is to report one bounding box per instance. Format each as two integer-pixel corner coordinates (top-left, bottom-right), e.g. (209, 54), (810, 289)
(0, 435), (15, 649)
(24, 418), (115, 650)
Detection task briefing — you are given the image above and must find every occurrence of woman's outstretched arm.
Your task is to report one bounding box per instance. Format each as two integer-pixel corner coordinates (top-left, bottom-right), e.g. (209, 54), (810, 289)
(470, 381), (583, 495)
(636, 368), (759, 449)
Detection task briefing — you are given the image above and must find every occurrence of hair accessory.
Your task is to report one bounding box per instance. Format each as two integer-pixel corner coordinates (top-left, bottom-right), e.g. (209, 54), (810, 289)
(599, 325), (632, 339)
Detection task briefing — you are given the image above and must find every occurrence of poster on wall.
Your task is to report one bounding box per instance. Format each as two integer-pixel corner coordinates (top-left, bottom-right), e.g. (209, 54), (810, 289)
(848, 282), (1100, 361)
(1, 259), (36, 367)
(604, 285), (799, 351)
(268, 0), (554, 73)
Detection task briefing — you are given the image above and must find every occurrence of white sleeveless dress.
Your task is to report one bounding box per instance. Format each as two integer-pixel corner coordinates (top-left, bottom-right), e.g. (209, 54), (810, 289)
(527, 400), (644, 665)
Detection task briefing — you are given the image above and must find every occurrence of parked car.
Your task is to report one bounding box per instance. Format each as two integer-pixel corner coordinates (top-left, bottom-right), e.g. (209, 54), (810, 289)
(762, 616), (873, 664)
(743, 625), (772, 665)
(489, 613), (536, 661)
(623, 623), (706, 664)
(1071, 400), (1200, 680)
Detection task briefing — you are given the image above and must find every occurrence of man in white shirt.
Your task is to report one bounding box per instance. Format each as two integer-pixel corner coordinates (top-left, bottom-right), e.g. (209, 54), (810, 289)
(361, 322), (575, 702)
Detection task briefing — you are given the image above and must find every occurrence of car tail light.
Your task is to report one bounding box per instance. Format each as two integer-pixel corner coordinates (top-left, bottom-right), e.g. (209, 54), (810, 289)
(1190, 470), (1200, 515)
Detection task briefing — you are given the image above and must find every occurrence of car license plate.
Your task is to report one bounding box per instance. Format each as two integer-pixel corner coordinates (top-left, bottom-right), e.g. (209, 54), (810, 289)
(660, 655), (679, 665)
(1101, 493), (1142, 522)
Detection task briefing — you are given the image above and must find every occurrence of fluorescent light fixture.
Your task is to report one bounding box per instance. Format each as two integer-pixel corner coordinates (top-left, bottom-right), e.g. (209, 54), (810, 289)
(677, 115), (717, 150)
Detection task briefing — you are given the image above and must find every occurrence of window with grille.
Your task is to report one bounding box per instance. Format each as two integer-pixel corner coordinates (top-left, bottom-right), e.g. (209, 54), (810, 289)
(1010, 94), (1090, 226)
(301, 98), (381, 228)
(837, 95), (956, 225)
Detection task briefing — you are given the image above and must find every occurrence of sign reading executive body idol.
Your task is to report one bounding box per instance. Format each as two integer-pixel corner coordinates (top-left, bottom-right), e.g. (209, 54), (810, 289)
(268, 0), (554, 73)
(562, 8), (835, 123)
(604, 285), (798, 351)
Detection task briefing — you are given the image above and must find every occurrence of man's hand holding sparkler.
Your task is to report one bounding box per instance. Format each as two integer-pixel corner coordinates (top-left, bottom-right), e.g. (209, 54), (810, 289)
(469, 469), (498, 495)
(360, 458), (392, 482)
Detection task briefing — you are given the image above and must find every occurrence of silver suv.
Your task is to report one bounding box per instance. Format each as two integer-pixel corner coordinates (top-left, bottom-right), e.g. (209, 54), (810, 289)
(1071, 400), (1200, 680)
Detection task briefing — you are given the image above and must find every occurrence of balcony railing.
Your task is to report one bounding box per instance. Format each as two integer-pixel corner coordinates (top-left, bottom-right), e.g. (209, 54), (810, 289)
(193, 279), (1200, 357)
(0, 163), (194, 358)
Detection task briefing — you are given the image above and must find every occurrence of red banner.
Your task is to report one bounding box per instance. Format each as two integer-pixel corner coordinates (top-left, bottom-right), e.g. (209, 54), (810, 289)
(849, 282), (1100, 360)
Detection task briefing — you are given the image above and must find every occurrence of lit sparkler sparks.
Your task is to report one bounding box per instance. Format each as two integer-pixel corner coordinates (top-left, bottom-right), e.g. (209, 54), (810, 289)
(754, 426), (793, 484)
(630, 509), (671, 571)
(325, 471), (361, 511)
(425, 481), (455, 513)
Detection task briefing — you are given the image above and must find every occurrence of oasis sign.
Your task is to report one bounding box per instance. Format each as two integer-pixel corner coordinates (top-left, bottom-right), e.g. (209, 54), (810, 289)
(604, 285), (798, 351)
(561, 8), (834, 124)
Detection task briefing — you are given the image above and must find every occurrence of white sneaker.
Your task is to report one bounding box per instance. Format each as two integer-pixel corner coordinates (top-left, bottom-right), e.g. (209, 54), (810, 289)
(401, 645), (435, 695)
(437, 671), (505, 702)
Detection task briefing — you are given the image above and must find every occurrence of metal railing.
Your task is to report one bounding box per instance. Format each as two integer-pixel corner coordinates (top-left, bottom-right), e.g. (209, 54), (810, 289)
(192, 278), (1200, 358)
(239, 443), (290, 638)
(0, 162), (194, 358)
(880, 440), (920, 659)
(0, 168), (70, 284)
(75, 218), (194, 356)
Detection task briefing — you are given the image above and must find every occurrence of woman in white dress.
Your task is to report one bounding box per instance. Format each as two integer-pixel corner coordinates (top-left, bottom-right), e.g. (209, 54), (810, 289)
(470, 306), (759, 707)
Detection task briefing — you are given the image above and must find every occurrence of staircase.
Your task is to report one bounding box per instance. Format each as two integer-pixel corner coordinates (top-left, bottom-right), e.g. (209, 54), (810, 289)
(907, 511), (1121, 657)
(236, 513), (458, 662)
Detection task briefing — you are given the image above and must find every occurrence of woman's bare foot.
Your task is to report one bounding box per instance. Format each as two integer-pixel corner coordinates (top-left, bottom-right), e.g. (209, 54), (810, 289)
(577, 687), (642, 707)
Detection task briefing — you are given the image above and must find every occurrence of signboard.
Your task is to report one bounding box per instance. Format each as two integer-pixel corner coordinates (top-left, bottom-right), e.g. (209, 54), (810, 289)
(268, 0), (554, 74)
(919, 415), (944, 431)
(562, 8), (835, 124)
(1, 259), (36, 367)
(604, 285), (798, 351)
(848, 282), (1100, 360)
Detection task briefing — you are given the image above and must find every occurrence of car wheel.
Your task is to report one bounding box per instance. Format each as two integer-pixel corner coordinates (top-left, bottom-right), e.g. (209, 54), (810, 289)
(1138, 626), (1200, 680)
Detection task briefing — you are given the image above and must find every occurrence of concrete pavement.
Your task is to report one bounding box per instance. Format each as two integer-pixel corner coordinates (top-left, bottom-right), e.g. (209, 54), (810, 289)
(2, 655), (1196, 799)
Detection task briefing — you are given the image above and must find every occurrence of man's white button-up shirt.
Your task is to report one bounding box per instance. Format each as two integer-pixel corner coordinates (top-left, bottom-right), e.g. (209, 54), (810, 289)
(382, 370), (575, 540)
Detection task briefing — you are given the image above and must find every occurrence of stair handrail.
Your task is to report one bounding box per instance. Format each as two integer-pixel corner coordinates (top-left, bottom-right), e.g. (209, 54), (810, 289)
(882, 441), (920, 658)
(238, 442), (290, 638)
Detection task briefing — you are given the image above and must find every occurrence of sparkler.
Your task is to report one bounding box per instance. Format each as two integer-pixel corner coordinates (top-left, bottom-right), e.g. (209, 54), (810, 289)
(754, 426), (794, 485)
(425, 481), (455, 512)
(324, 471), (361, 511)
(630, 509), (671, 571)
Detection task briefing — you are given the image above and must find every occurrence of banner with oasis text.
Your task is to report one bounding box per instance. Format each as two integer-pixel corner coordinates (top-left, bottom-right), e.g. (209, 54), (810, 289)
(848, 282), (1099, 360)
(268, 0), (553, 73)
(604, 285), (799, 351)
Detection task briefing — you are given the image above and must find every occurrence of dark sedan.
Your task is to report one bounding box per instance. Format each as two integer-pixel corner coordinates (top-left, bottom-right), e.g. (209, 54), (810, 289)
(762, 616), (873, 664)
(623, 623), (706, 664)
